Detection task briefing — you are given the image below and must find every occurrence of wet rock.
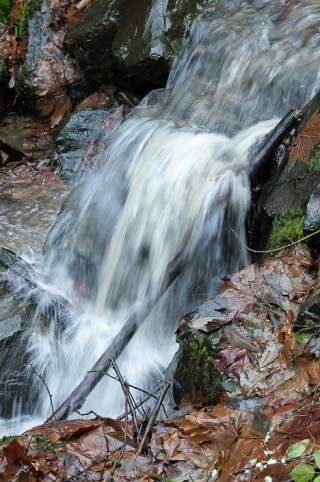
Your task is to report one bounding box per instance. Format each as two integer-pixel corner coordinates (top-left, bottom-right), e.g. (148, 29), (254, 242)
(304, 184), (320, 231)
(55, 106), (119, 180)
(14, 4), (49, 109)
(0, 247), (74, 418)
(63, 0), (215, 91)
(173, 330), (223, 407)
(295, 285), (320, 329)
(171, 295), (229, 407)
(253, 90), (320, 253)
(0, 58), (6, 122)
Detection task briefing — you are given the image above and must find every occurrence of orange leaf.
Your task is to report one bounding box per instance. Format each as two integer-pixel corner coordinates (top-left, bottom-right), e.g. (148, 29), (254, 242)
(289, 113), (320, 164)
(50, 96), (72, 127)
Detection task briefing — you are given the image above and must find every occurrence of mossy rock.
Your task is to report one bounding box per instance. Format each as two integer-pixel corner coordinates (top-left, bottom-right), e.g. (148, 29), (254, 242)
(173, 331), (222, 406)
(17, 0), (43, 39)
(268, 207), (305, 253)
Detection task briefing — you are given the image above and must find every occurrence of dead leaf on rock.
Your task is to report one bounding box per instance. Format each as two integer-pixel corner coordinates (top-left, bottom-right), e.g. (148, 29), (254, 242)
(290, 113), (320, 164)
(224, 325), (260, 352)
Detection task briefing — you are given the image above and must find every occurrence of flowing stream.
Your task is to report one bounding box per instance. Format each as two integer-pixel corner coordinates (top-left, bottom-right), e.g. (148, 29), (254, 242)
(1, 0), (320, 432)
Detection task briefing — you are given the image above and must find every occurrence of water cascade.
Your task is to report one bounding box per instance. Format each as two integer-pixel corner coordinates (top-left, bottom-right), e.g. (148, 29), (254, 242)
(1, 0), (320, 429)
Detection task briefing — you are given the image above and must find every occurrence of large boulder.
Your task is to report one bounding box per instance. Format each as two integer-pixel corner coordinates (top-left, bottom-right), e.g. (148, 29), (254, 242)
(63, 0), (216, 91)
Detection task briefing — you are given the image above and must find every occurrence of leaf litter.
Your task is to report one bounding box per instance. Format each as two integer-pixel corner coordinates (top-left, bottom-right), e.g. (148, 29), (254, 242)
(0, 245), (319, 480)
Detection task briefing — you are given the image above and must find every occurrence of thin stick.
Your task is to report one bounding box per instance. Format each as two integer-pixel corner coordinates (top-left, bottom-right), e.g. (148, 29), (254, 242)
(110, 358), (139, 438)
(118, 382), (164, 421)
(29, 364), (57, 424)
(29, 365), (71, 480)
(231, 228), (320, 254)
(89, 369), (163, 399)
(109, 385), (129, 481)
(138, 382), (170, 454)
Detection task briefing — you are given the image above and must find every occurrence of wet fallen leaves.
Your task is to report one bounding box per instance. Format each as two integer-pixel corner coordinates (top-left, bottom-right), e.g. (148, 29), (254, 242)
(0, 245), (320, 480)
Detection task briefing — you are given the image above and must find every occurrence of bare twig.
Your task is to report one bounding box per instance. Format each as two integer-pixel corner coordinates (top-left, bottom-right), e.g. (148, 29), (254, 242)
(109, 385), (129, 481)
(29, 365), (71, 480)
(138, 382), (170, 454)
(118, 381), (164, 421)
(29, 364), (57, 424)
(75, 409), (103, 419)
(231, 228), (320, 254)
(110, 358), (140, 438)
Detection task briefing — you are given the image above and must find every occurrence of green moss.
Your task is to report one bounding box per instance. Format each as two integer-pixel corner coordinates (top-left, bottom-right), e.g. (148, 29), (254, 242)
(0, 0), (11, 24)
(0, 435), (18, 445)
(17, 1), (29, 38)
(31, 434), (63, 455)
(174, 332), (222, 405)
(309, 147), (320, 172)
(269, 207), (305, 253)
(17, 0), (42, 38)
(291, 332), (311, 343)
(0, 435), (20, 454)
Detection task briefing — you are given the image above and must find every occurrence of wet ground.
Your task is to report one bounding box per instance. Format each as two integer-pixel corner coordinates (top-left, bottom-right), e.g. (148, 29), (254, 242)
(0, 113), (67, 257)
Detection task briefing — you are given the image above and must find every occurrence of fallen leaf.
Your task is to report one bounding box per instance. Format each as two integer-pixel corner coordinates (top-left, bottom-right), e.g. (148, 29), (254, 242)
(224, 325), (260, 352)
(289, 113), (320, 164)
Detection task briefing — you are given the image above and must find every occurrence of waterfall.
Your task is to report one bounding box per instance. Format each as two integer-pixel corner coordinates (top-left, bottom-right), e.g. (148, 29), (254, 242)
(1, 0), (320, 429)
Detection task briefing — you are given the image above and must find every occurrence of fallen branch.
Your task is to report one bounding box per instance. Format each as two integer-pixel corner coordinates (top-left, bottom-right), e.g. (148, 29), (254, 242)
(110, 358), (139, 438)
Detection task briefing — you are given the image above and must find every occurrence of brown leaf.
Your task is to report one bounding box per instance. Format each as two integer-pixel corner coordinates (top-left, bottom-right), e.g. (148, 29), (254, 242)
(289, 113), (320, 163)
(216, 345), (254, 380)
(50, 96), (72, 127)
(2, 439), (36, 478)
(224, 325), (260, 352)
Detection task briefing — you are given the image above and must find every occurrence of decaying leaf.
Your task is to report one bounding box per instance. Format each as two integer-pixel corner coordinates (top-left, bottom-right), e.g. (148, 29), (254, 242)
(286, 439), (310, 459)
(224, 325), (260, 352)
(290, 113), (320, 164)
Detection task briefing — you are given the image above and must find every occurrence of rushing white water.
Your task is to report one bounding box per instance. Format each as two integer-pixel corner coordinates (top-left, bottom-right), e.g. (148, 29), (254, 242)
(1, 0), (320, 430)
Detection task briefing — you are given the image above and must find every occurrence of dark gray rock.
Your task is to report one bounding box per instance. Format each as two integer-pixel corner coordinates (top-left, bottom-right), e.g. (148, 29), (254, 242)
(55, 108), (114, 180)
(0, 58), (6, 122)
(250, 90), (320, 254)
(63, 0), (216, 91)
(0, 247), (74, 418)
(304, 184), (320, 232)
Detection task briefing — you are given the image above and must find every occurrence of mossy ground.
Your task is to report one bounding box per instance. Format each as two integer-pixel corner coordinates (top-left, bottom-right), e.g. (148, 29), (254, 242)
(269, 207), (305, 253)
(174, 332), (222, 405)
